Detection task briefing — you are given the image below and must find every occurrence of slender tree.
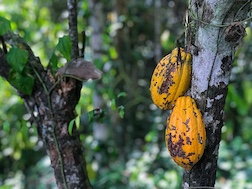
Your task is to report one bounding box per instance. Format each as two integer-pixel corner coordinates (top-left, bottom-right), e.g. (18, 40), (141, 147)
(0, 0), (99, 188)
(182, 0), (251, 187)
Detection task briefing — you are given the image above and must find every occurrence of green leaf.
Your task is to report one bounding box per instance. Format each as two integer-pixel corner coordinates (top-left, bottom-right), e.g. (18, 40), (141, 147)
(88, 111), (94, 122)
(111, 99), (116, 110)
(75, 103), (81, 115)
(118, 105), (124, 118)
(145, 130), (157, 142)
(8, 69), (34, 95)
(0, 184), (13, 189)
(48, 52), (58, 74)
(0, 16), (11, 35)
(3, 121), (10, 133)
(6, 47), (28, 73)
(56, 35), (72, 61)
(68, 119), (75, 136)
(75, 116), (80, 130)
(109, 46), (118, 59)
(117, 92), (127, 98)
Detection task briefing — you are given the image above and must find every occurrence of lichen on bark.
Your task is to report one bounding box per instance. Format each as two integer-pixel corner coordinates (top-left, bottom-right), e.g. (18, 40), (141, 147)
(183, 0), (250, 187)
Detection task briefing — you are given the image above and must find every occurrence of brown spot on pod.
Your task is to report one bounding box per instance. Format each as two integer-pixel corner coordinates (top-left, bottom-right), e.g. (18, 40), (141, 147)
(149, 48), (192, 110)
(165, 96), (206, 170)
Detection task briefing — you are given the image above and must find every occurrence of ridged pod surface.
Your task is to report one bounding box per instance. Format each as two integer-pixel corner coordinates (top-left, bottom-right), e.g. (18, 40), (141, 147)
(150, 47), (192, 110)
(165, 96), (206, 170)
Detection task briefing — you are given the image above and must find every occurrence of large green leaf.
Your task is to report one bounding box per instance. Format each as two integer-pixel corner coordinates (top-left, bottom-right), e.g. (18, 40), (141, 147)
(0, 16), (11, 35)
(8, 69), (34, 95)
(56, 35), (72, 61)
(6, 47), (28, 73)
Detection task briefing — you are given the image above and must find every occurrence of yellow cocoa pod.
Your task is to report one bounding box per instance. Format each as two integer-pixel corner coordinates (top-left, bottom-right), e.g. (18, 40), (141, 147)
(150, 47), (192, 110)
(165, 96), (206, 170)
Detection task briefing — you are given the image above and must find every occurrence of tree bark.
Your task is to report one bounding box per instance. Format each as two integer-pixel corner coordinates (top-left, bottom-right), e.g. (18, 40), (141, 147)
(0, 0), (93, 188)
(1, 33), (92, 189)
(68, 0), (79, 59)
(182, 0), (250, 188)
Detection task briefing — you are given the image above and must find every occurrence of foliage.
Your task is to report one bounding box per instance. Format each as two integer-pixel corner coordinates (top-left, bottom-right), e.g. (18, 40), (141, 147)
(0, 0), (251, 188)
(0, 16), (11, 35)
(0, 77), (45, 188)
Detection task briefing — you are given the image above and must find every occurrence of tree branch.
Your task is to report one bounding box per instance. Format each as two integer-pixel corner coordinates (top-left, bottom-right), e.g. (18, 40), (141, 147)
(67, 0), (79, 59)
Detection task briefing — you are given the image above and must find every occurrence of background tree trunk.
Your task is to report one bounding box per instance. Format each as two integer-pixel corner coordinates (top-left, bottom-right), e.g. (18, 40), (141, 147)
(183, 0), (250, 187)
(88, 0), (110, 165)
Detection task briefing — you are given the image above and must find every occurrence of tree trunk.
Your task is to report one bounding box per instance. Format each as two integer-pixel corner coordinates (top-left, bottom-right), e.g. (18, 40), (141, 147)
(33, 68), (92, 189)
(0, 0), (93, 188)
(183, 0), (250, 187)
(0, 32), (92, 189)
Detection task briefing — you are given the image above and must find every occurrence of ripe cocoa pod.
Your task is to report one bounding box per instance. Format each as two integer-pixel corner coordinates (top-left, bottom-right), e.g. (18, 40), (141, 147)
(150, 47), (192, 110)
(165, 96), (206, 170)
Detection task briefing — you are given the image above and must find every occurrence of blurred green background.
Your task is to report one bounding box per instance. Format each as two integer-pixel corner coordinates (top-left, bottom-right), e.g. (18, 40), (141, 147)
(0, 0), (252, 188)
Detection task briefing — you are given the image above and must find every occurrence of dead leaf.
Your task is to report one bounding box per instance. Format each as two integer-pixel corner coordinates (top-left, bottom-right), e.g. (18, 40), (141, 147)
(56, 58), (102, 81)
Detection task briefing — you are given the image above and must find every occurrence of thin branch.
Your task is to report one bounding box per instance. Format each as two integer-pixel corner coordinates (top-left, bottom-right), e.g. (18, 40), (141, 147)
(67, 0), (79, 59)
(80, 30), (86, 58)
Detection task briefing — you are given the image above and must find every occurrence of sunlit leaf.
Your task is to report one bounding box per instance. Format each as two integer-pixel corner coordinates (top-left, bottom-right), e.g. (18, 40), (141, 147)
(86, 163), (96, 180)
(75, 103), (82, 115)
(117, 92), (127, 98)
(145, 130), (157, 142)
(75, 116), (80, 130)
(6, 47), (28, 73)
(68, 119), (75, 136)
(13, 151), (21, 160)
(0, 184), (13, 189)
(56, 35), (72, 61)
(109, 46), (118, 59)
(111, 99), (116, 110)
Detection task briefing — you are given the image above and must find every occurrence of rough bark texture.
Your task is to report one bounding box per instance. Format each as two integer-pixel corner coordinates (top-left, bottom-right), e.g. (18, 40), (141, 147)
(35, 70), (91, 189)
(0, 32), (92, 189)
(0, 0), (93, 188)
(182, 0), (250, 188)
(67, 0), (79, 59)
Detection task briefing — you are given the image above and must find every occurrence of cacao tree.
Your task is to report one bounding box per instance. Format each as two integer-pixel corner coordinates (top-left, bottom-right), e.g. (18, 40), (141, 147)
(182, 0), (251, 188)
(1, 0), (251, 188)
(0, 0), (94, 188)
